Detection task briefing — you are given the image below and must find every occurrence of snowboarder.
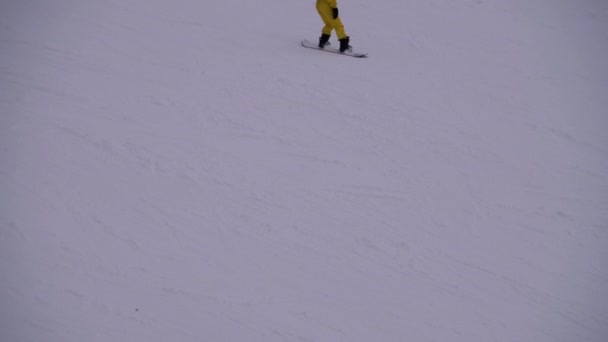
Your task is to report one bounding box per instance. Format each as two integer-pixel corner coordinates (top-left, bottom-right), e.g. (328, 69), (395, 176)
(316, 0), (351, 52)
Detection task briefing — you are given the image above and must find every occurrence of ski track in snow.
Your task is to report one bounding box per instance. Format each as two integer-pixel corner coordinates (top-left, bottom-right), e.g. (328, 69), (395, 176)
(1, 0), (607, 341)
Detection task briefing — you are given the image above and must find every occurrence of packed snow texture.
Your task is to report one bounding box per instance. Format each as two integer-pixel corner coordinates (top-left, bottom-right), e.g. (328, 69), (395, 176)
(1, 1), (607, 341)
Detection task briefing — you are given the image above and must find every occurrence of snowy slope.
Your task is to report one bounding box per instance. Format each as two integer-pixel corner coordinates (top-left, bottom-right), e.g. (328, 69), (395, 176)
(1, 0), (607, 341)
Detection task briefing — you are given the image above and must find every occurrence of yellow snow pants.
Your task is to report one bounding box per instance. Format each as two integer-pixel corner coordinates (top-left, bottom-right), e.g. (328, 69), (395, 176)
(316, 0), (348, 39)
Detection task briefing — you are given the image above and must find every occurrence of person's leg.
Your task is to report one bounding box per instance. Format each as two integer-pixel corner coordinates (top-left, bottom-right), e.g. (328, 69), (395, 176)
(316, 1), (334, 36)
(333, 18), (348, 40)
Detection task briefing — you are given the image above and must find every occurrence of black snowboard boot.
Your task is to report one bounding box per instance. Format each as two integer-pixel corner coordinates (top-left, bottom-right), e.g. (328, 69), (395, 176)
(318, 34), (330, 48)
(339, 36), (351, 53)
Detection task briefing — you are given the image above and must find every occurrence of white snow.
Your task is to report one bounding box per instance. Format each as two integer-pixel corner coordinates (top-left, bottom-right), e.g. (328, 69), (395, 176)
(1, 0), (607, 341)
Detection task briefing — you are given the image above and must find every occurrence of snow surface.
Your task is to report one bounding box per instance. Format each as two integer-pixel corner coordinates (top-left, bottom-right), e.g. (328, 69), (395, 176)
(1, 0), (607, 341)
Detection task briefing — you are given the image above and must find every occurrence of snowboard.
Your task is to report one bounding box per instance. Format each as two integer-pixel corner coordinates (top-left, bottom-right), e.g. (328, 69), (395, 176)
(301, 39), (368, 58)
